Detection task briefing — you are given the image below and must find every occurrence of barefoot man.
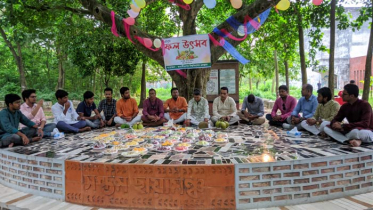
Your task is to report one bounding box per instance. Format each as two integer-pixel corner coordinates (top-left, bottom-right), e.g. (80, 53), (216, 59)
(324, 84), (373, 147)
(0, 94), (42, 147)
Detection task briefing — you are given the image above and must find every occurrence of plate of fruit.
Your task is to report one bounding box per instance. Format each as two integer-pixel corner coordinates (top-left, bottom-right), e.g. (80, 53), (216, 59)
(174, 145), (189, 152)
(214, 138), (228, 143)
(196, 141), (210, 146)
(156, 146), (172, 152)
(103, 148), (118, 155)
(92, 142), (106, 150)
(121, 151), (140, 157)
(113, 144), (130, 151)
(132, 147), (148, 154)
(125, 141), (139, 147)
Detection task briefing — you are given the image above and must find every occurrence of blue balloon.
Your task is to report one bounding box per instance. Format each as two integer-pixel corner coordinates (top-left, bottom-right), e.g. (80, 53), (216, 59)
(204, 0), (216, 9)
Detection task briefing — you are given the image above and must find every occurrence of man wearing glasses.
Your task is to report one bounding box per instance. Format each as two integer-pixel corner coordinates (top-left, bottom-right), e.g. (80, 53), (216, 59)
(301, 87), (340, 135)
(238, 94), (265, 125)
(20, 89), (57, 138)
(324, 84), (373, 147)
(266, 85), (297, 126)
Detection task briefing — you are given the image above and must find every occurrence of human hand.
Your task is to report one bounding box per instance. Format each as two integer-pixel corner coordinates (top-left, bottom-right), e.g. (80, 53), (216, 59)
(273, 115), (281, 121)
(204, 118), (209, 122)
(21, 134), (29, 145)
(64, 101), (70, 109)
(37, 99), (44, 107)
(185, 119), (191, 126)
(226, 116), (231, 122)
(332, 122), (342, 130)
(307, 119), (316, 126)
(244, 112), (250, 118)
(37, 129), (44, 138)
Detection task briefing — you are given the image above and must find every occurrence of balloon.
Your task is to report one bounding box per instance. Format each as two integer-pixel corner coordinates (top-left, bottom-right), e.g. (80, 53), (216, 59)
(230, 0), (242, 9)
(276, 0), (290, 11)
(184, 0), (193, 4)
(312, 0), (323, 6)
(127, 9), (139, 18)
(130, 4), (141, 12)
(134, 0), (146, 8)
(237, 25), (245, 36)
(153, 39), (162, 48)
(144, 38), (153, 48)
(204, 0), (216, 9)
(124, 17), (135, 25)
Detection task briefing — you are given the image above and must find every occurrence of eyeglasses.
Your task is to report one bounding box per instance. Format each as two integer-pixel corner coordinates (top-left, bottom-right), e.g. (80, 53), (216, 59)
(282, 104), (286, 110)
(30, 96), (37, 98)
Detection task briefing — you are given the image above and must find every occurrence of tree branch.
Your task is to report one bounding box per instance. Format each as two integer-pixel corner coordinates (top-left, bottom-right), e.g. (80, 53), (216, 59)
(22, 3), (91, 15)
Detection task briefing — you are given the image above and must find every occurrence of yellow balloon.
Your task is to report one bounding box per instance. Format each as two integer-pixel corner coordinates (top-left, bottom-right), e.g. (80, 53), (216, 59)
(276, 0), (290, 11)
(230, 0), (242, 9)
(135, 0), (146, 8)
(184, 0), (193, 4)
(130, 4), (141, 13)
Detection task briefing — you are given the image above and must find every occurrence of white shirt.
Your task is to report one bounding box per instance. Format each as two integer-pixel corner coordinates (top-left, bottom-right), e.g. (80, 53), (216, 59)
(212, 96), (237, 118)
(51, 100), (79, 124)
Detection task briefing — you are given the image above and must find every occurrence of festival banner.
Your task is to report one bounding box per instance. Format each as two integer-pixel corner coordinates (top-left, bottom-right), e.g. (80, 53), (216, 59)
(163, 35), (211, 71)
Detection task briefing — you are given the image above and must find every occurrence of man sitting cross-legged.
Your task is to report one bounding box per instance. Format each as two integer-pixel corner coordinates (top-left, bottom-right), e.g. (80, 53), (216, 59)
(52, 90), (91, 133)
(77, 91), (105, 129)
(185, 89), (210, 127)
(114, 87), (141, 127)
(0, 94), (42, 147)
(97, 87), (116, 127)
(324, 84), (373, 147)
(238, 94), (265, 125)
(141, 89), (167, 127)
(20, 89), (57, 138)
(164, 88), (188, 124)
(301, 87), (340, 135)
(211, 87), (239, 125)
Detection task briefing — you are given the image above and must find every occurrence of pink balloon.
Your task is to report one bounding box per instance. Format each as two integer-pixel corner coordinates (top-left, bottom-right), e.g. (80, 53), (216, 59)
(124, 17), (135, 25)
(144, 38), (153, 48)
(313, 0), (323, 6)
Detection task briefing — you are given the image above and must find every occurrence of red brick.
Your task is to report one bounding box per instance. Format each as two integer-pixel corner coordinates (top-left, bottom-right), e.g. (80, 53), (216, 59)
(362, 182), (373, 188)
(337, 166), (351, 171)
(253, 197), (271, 202)
(240, 190), (260, 196)
(311, 162), (327, 167)
(239, 183), (249, 188)
(312, 190), (328, 196)
(262, 174), (281, 179)
(240, 175), (259, 181)
(337, 180), (351, 185)
(352, 177), (365, 183)
(274, 180), (291, 185)
(252, 182), (271, 188)
(274, 195), (291, 201)
(284, 172), (300, 177)
(361, 169), (372, 175)
(345, 171), (358, 177)
(367, 175), (373, 180)
(361, 155), (372, 161)
(302, 170), (319, 176)
(294, 178), (309, 184)
(321, 182), (335, 188)
(345, 158), (359, 163)
(367, 161), (373, 166)
(239, 168), (249, 173)
(294, 193), (310, 199)
(330, 174), (343, 179)
(252, 167), (270, 172)
(330, 188), (343, 193)
(329, 160), (343, 165)
(346, 185), (360, 191)
(284, 187), (300, 192)
(312, 176), (328, 182)
(239, 199), (250, 204)
(273, 165), (291, 171)
(293, 163), (309, 169)
(303, 184), (319, 190)
(262, 188), (282, 194)
(352, 163), (365, 169)
(321, 168), (335, 174)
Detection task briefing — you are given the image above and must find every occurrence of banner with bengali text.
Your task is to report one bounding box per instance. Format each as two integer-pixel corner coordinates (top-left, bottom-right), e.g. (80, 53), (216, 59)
(163, 35), (211, 71)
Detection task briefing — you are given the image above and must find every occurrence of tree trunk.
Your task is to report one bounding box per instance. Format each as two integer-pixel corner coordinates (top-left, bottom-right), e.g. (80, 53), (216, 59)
(363, 3), (373, 101)
(56, 45), (65, 90)
(256, 79), (260, 89)
(139, 60), (147, 108)
(329, 0), (336, 94)
(284, 61), (290, 92)
(274, 50), (279, 98)
(0, 26), (27, 90)
(295, 0), (307, 85)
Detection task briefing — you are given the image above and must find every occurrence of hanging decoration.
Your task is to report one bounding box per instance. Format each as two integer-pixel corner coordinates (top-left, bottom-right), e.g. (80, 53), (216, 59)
(312, 0), (323, 6)
(183, 0), (193, 4)
(110, 11), (119, 37)
(230, 0), (243, 9)
(204, 0), (216, 9)
(276, 0), (290, 11)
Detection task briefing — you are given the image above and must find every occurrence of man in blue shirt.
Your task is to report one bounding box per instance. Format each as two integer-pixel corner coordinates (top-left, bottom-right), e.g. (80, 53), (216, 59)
(283, 84), (318, 130)
(238, 94), (265, 125)
(0, 94), (41, 147)
(77, 91), (104, 128)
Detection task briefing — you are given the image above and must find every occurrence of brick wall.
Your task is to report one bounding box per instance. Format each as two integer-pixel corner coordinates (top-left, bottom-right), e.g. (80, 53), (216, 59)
(350, 56), (373, 89)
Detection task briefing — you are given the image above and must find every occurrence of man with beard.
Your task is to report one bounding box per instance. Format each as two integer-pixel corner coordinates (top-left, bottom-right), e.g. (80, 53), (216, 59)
(238, 94), (265, 125)
(114, 87), (141, 126)
(97, 87), (117, 127)
(163, 88), (188, 124)
(266, 85), (297, 126)
(141, 89), (167, 127)
(20, 89), (57, 138)
(211, 87), (239, 125)
(301, 87), (340, 135)
(283, 84), (318, 130)
(324, 84), (373, 147)
(52, 90), (91, 133)
(0, 94), (42, 147)
(185, 89), (210, 126)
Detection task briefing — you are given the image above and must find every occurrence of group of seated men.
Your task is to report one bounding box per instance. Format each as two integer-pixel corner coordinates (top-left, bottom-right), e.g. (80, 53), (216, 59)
(0, 82), (372, 148)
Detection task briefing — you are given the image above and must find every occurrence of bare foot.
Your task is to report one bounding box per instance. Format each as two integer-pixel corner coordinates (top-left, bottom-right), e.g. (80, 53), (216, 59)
(349, 139), (362, 147)
(32, 136), (42, 142)
(79, 127), (92, 132)
(8, 143), (14, 148)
